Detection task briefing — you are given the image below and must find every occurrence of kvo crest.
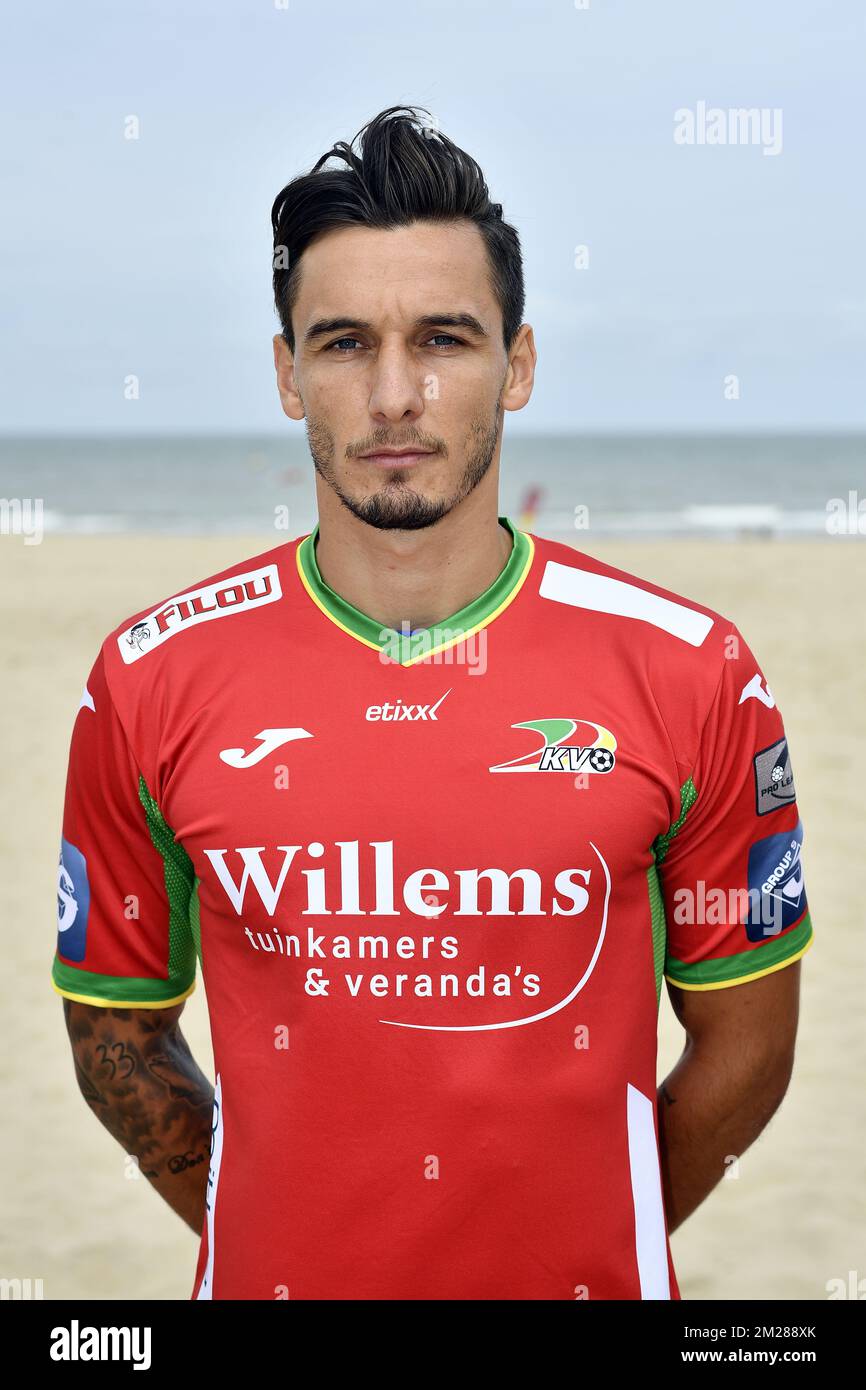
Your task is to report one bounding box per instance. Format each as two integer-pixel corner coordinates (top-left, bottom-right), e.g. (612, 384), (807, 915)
(489, 718), (617, 774)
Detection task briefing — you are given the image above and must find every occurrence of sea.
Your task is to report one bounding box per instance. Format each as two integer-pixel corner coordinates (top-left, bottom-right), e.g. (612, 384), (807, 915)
(1, 434), (864, 539)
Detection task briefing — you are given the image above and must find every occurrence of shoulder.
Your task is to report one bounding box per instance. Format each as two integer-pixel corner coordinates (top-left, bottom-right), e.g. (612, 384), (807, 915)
(524, 531), (758, 776)
(527, 529), (738, 667)
(97, 533), (305, 699)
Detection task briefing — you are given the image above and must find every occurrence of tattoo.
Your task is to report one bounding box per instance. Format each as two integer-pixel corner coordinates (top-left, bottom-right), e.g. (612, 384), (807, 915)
(149, 1049), (211, 1102)
(95, 1040), (136, 1081)
(73, 1055), (107, 1106)
(63, 1000), (213, 1186)
(167, 1150), (207, 1175)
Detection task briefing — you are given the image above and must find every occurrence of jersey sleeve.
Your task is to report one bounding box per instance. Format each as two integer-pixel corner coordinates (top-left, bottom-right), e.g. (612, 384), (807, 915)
(52, 645), (198, 1008)
(655, 624), (813, 991)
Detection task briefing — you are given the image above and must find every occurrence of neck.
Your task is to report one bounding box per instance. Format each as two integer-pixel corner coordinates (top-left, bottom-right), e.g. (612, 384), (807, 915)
(311, 493), (514, 633)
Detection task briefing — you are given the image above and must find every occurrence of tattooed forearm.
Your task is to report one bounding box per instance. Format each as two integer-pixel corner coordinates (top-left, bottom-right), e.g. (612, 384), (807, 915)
(63, 999), (213, 1234)
(73, 1054), (108, 1106)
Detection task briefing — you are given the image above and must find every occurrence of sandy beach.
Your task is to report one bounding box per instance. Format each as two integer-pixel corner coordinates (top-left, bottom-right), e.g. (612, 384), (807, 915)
(1, 531), (862, 1301)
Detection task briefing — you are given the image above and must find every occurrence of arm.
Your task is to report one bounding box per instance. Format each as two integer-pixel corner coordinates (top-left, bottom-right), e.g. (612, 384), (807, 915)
(63, 998), (213, 1235)
(53, 645), (206, 1233)
(654, 621), (812, 1234)
(657, 961), (801, 1233)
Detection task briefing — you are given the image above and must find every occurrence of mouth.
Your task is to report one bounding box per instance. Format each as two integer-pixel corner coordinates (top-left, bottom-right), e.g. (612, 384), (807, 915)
(358, 448), (437, 468)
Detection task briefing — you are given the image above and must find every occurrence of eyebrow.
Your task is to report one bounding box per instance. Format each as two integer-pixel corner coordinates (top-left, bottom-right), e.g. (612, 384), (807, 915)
(303, 313), (490, 345)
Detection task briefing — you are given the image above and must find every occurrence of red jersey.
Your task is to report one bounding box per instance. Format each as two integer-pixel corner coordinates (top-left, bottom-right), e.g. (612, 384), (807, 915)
(52, 517), (813, 1300)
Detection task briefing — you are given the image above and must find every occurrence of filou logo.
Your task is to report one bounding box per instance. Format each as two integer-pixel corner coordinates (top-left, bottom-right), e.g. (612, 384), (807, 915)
(117, 564), (282, 663)
(490, 718), (617, 774)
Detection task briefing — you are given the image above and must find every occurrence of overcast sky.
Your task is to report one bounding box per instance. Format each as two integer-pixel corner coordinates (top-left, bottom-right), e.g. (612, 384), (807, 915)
(2, 0), (864, 433)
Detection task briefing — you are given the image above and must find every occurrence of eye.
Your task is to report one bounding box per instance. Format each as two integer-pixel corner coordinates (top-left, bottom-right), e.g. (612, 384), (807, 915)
(427, 334), (461, 348)
(328, 336), (363, 353)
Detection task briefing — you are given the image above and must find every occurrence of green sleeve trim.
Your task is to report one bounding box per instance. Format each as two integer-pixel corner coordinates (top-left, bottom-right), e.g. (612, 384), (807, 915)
(51, 957), (195, 1006)
(665, 910), (813, 988)
(653, 776), (698, 865)
(190, 877), (202, 964)
(51, 779), (198, 1006)
(137, 775), (199, 986)
(646, 863), (667, 1006)
(647, 777), (698, 1006)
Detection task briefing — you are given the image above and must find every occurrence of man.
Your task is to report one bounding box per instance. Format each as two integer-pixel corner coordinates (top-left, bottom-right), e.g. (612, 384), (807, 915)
(54, 106), (813, 1300)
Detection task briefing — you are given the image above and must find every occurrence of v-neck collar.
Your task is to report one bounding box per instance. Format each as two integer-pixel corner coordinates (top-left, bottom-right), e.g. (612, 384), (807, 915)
(295, 515), (534, 666)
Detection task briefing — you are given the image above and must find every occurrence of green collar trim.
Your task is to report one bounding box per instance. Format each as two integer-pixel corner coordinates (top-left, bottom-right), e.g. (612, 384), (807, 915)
(296, 516), (534, 665)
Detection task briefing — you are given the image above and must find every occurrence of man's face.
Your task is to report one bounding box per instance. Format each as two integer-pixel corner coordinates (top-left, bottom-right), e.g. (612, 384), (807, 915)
(273, 219), (534, 530)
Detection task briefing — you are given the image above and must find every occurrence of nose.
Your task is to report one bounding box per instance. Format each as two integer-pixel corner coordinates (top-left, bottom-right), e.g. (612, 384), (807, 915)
(367, 339), (426, 423)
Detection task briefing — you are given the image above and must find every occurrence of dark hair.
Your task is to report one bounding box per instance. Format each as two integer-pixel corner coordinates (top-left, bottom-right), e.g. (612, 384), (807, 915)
(271, 105), (525, 354)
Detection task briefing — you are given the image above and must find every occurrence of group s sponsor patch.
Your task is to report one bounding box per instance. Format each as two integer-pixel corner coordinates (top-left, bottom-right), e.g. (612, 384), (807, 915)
(753, 736), (796, 815)
(117, 564), (282, 664)
(745, 819), (807, 940)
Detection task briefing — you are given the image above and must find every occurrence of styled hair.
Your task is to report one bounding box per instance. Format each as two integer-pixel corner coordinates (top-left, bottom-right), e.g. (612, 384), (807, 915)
(271, 105), (525, 353)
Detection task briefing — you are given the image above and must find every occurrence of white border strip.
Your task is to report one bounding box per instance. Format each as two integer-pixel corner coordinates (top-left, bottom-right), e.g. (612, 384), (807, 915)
(626, 1081), (671, 1299)
(196, 1073), (224, 1300)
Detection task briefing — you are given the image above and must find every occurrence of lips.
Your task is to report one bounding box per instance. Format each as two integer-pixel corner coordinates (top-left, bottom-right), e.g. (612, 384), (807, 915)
(359, 449), (436, 466)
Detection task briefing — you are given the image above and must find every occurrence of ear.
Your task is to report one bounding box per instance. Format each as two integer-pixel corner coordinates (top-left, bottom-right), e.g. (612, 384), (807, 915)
(501, 324), (537, 414)
(273, 333), (305, 421)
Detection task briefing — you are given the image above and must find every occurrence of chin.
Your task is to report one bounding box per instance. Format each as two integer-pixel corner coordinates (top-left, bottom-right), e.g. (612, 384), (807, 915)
(344, 491), (452, 532)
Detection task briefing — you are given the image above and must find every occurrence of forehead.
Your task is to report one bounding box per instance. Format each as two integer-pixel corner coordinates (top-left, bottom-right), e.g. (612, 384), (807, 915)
(293, 219), (496, 324)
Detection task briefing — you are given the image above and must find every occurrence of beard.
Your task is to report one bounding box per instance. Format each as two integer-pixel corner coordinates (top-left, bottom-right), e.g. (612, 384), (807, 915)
(305, 397), (503, 532)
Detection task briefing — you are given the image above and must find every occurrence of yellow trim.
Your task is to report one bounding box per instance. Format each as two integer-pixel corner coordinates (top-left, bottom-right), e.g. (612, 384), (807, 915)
(407, 532), (535, 665)
(294, 530), (536, 667)
(51, 978), (197, 1009)
(664, 932), (814, 992)
(295, 551), (384, 653)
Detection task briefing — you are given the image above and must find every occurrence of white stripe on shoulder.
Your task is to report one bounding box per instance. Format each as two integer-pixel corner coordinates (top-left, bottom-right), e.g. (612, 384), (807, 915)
(538, 559), (714, 646)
